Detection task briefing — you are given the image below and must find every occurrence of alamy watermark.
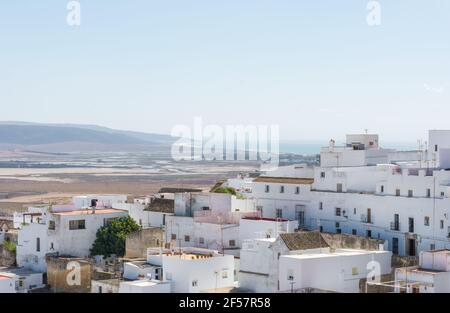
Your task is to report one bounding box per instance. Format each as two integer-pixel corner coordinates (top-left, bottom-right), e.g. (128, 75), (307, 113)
(67, 1), (81, 26)
(366, 1), (381, 26)
(171, 117), (280, 171)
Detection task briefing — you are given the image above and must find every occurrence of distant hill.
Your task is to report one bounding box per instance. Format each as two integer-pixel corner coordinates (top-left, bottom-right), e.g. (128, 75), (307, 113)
(0, 122), (177, 154)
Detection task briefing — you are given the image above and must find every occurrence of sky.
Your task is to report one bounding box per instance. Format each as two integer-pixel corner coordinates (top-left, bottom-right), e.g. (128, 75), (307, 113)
(0, 1), (449, 142)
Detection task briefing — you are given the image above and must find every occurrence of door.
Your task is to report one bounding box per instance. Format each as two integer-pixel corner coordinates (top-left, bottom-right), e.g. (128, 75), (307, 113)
(408, 239), (416, 256)
(392, 237), (399, 255)
(295, 205), (306, 228)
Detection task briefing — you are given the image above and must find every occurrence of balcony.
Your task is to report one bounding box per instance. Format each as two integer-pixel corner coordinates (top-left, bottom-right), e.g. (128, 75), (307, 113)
(390, 222), (400, 231)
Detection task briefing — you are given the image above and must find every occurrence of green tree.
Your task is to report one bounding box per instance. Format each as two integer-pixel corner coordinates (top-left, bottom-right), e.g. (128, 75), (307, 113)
(90, 216), (141, 257)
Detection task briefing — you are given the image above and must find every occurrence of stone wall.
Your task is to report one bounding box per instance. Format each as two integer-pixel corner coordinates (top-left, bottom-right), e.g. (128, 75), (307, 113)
(321, 233), (384, 251)
(0, 244), (16, 267)
(46, 256), (92, 293)
(125, 227), (164, 258)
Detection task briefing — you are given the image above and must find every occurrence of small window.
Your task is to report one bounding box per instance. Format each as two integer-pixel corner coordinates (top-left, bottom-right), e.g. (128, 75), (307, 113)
(171, 234), (176, 240)
(435, 144), (438, 152)
(48, 220), (55, 230)
(352, 229), (357, 235)
(380, 185), (384, 193)
(222, 271), (228, 279)
(36, 237), (40, 252)
(265, 185), (270, 193)
(295, 186), (300, 194)
(320, 172), (326, 178)
(276, 209), (283, 218)
(199, 237), (205, 244)
(192, 280), (198, 287)
(352, 267), (359, 276)
(366, 230), (372, 238)
(430, 244), (436, 251)
(441, 220), (444, 229)
(336, 228), (342, 234)
(280, 186), (285, 193)
(353, 208), (357, 215)
(319, 202), (323, 210)
(396, 189), (401, 197)
(184, 235), (190, 242)
(69, 220), (86, 230)
(424, 216), (430, 226)
(335, 222), (340, 228)
(441, 192), (445, 197)
(229, 240), (236, 247)
(202, 206), (210, 211)
(319, 226), (323, 232)
(408, 190), (413, 198)
(335, 208), (341, 216)
(427, 189), (431, 198)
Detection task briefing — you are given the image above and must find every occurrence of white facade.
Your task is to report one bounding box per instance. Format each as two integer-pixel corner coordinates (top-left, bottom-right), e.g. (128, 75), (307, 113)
(16, 204), (128, 272)
(225, 131), (450, 257)
(395, 249), (450, 293)
(279, 249), (391, 293)
(0, 268), (44, 293)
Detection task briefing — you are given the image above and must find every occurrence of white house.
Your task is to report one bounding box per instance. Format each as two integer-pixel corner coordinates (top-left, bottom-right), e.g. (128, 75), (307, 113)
(0, 267), (44, 293)
(147, 247), (235, 293)
(224, 131), (450, 257)
(395, 249), (450, 293)
(279, 248), (391, 293)
(16, 203), (128, 272)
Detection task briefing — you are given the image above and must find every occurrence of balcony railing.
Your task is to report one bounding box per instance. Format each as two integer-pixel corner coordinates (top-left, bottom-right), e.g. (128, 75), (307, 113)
(390, 222), (400, 231)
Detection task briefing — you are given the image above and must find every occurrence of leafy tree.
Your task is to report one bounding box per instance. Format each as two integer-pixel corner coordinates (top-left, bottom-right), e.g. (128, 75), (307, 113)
(214, 187), (237, 195)
(90, 216), (141, 257)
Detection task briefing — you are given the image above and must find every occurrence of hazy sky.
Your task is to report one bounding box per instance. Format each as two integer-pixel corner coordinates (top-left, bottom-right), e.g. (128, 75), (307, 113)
(1, 1), (449, 142)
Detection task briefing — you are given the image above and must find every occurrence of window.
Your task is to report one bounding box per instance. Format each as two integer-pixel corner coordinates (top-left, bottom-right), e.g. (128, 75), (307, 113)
(48, 220), (55, 230)
(171, 234), (176, 240)
(337, 183), (343, 193)
(427, 189), (431, 198)
(320, 172), (325, 178)
(380, 185), (384, 193)
(287, 269), (294, 281)
(396, 189), (401, 197)
(50, 242), (54, 250)
(319, 202), (323, 210)
(280, 186), (285, 193)
(441, 220), (444, 229)
(408, 190), (413, 198)
(319, 226), (323, 232)
(366, 230), (372, 238)
(229, 240), (236, 247)
(276, 209), (283, 218)
(424, 216), (430, 226)
(139, 219), (142, 226)
(192, 280), (198, 287)
(69, 220), (86, 230)
(353, 208), (357, 215)
(202, 206), (210, 211)
(335, 207), (341, 217)
(336, 228), (342, 234)
(430, 244), (436, 251)
(335, 222), (340, 228)
(222, 271), (228, 279)
(441, 192), (445, 197)
(352, 229), (357, 235)
(184, 235), (190, 242)
(36, 237), (40, 252)
(265, 185), (270, 193)
(408, 217), (414, 233)
(199, 237), (205, 244)
(435, 144), (438, 152)
(98, 286), (102, 293)
(392, 238), (399, 255)
(295, 186), (300, 194)
(352, 267), (359, 276)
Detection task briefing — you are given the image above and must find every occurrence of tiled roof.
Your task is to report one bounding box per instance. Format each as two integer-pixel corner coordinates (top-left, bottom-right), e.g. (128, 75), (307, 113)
(253, 176), (314, 184)
(145, 198), (174, 213)
(279, 231), (329, 251)
(158, 187), (202, 194)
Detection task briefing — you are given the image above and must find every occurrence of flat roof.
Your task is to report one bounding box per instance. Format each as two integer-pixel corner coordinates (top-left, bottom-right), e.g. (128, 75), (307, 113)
(121, 280), (167, 287)
(281, 249), (388, 260)
(253, 176), (314, 185)
(51, 208), (127, 216)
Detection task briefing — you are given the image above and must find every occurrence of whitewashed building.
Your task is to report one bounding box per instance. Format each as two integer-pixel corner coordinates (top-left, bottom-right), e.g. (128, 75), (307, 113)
(16, 203), (127, 272)
(395, 249), (450, 293)
(224, 131), (450, 257)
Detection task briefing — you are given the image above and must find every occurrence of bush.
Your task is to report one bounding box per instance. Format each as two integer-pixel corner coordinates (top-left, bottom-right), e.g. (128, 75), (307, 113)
(3, 240), (16, 253)
(214, 187), (237, 195)
(90, 216), (141, 257)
